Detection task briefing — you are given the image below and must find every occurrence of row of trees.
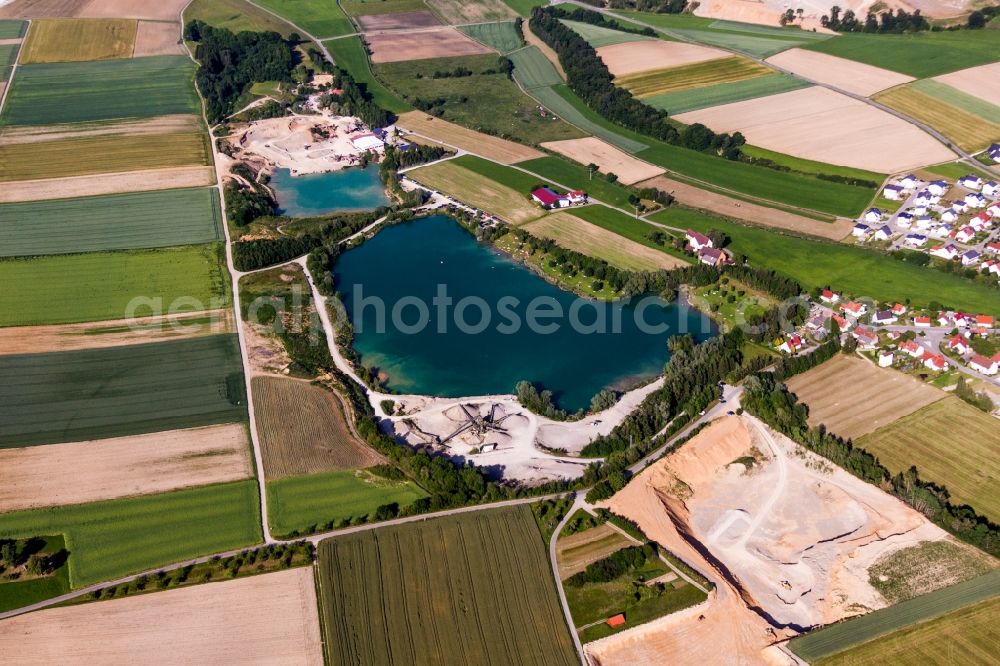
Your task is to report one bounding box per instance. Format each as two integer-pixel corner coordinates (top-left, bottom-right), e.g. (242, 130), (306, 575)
(566, 544), (656, 586)
(821, 6), (929, 33)
(608, 0), (688, 12)
(529, 6), (746, 159)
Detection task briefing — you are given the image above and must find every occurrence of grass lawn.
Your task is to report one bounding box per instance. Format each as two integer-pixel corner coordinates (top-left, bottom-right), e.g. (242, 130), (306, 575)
(923, 160), (996, 182)
(650, 207), (1000, 315)
(323, 36), (410, 114)
(0, 334), (247, 447)
(494, 233), (622, 299)
(0, 188), (222, 257)
(517, 155), (639, 208)
(374, 53), (584, 145)
(185, 0), (299, 37)
(20, 18), (136, 64)
(0, 481), (262, 589)
(1, 56), (199, 126)
(803, 29), (1000, 78)
(858, 397), (1000, 523)
(458, 21), (523, 53)
(0, 243), (230, 327)
(250, 0), (354, 38)
(689, 278), (774, 331)
(0, 535), (70, 613)
(265, 469), (428, 536)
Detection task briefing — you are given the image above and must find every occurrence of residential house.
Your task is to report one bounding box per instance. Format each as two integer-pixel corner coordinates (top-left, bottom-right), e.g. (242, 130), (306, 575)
(897, 211), (914, 228)
(698, 247), (727, 266)
(853, 223), (871, 238)
(940, 209), (959, 223)
(864, 208), (882, 224)
(923, 352), (948, 372)
(778, 334), (805, 354)
(965, 193), (986, 208)
(987, 242), (1000, 254)
(938, 312), (952, 326)
(956, 226), (976, 243)
(927, 180), (949, 196)
(883, 185), (904, 200)
(874, 225), (892, 241)
(904, 233), (928, 247)
(892, 303), (907, 316)
(931, 225), (952, 239)
(841, 301), (868, 317)
(872, 310), (897, 325)
(820, 289), (840, 304)
(954, 312), (973, 328)
(930, 244), (959, 260)
(970, 354), (999, 375)
(878, 350), (894, 367)
(988, 203), (1000, 217)
(899, 174), (918, 189)
(832, 313), (852, 331)
(915, 216), (933, 230)
(901, 339), (924, 357)
(970, 212), (991, 231)
(914, 316), (932, 328)
(983, 181), (999, 197)
(913, 190), (932, 207)
(962, 249), (981, 266)
(975, 315), (995, 328)
(685, 229), (713, 251)
(948, 335), (969, 354)
(989, 143), (1000, 162)
(806, 314), (830, 332)
(959, 175), (983, 190)
(567, 190), (588, 204)
(853, 327), (879, 349)
(912, 205), (929, 216)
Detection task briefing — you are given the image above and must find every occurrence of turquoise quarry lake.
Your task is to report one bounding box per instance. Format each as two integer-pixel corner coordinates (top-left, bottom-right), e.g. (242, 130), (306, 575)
(270, 166), (388, 217)
(333, 215), (716, 411)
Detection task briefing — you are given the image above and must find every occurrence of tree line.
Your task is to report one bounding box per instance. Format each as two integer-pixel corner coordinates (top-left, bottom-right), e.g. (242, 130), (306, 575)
(821, 6), (928, 32)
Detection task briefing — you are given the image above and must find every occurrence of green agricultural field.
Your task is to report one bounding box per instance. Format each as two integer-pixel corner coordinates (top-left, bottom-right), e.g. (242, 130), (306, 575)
(0, 131), (211, 181)
(185, 0), (299, 37)
(789, 569), (1000, 663)
(740, 144), (886, 182)
(502, 0), (543, 17)
(642, 72), (810, 114)
(0, 19), (26, 39)
(316, 505), (579, 666)
(617, 56), (769, 98)
(560, 18), (651, 48)
(266, 469), (428, 536)
(0, 46), (16, 82)
(251, 0), (354, 37)
(0, 55), (199, 126)
(426, 0), (517, 23)
(0, 243), (230, 327)
(858, 398), (1000, 523)
(0, 188), (223, 257)
(450, 153), (547, 191)
(517, 155), (637, 208)
(458, 20), (523, 54)
(531, 84), (649, 153)
(324, 36), (410, 114)
(653, 208), (1000, 314)
(568, 204), (688, 262)
(510, 45), (563, 89)
(0, 334), (247, 447)
(341, 0), (427, 15)
(0, 535), (70, 613)
(803, 29), (1000, 78)
(875, 83), (1000, 152)
(409, 157), (544, 224)
(374, 53), (584, 145)
(0, 481), (262, 589)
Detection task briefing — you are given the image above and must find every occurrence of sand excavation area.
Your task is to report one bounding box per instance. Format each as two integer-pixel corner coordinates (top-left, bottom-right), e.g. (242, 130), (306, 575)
(597, 40), (728, 78)
(397, 110), (544, 163)
(0, 567), (323, 664)
(366, 28), (492, 63)
(935, 62), (1000, 107)
(541, 137), (664, 185)
(592, 415), (957, 665)
(0, 424), (251, 512)
(766, 48), (914, 97)
(676, 86), (955, 172)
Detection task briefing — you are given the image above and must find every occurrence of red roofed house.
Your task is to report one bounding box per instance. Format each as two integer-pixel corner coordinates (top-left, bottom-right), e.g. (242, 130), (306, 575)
(852, 327), (879, 349)
(841, 301), (867, 317)
(891, 303), (907, 315)
(948, 335), (969, 354)
(986, 241), (1000, 254)
(975, 315), (994, 328)
(567, 190), (588, 205)
(923, 353), (948, 372)
(970, 354), (998, 375)
(778, 334), (805, 354)
(531, 187), (569, 209)
(685, 230), (713, 251)
(914, 316), (931, 328)
(698, 247), (728, 267)
(832, 314), (852, 331)
(820, 289), (840, 304)
(901, 339), (924, 357)
(606, 614), (626, 628)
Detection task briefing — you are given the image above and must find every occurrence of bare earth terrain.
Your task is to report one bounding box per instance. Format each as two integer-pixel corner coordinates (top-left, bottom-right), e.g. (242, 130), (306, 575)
(596, 40), (728, 78)
(366, 28), (492, 63)
(0, 165), (215, 202)
(0, 0), (189, 19)
(934, 62), (1000, 107)
(133, 20), (183, 56)
(541, 137), (664, 185)
(675, 87), (955, 173)
(0, 424), (251, 512)
(355, 10), (441, 31)
(0, 568), (323, 664)
(766, 49), (914, 97)
(397, 110), (544, 163)
(785, 354), (944, 439)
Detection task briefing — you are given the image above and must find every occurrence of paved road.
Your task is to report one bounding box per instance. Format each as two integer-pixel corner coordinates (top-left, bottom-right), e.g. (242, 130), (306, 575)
(548, 493), (590, 665)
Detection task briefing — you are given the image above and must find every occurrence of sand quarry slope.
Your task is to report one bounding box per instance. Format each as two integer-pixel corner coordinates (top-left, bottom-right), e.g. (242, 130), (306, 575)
(591, 416), (953, 665)
(0, 568), (323, 664)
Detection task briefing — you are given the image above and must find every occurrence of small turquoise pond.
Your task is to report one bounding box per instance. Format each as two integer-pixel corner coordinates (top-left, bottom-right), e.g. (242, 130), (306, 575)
(269, 166), (389, 217)
(333, 215), (717, 412)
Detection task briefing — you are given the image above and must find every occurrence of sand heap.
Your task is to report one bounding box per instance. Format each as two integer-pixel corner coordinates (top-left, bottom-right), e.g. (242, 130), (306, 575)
(229, 115), (378, 176)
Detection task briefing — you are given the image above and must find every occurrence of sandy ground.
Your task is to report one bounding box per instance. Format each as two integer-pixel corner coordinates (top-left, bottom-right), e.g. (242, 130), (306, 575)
(367, 28), (492, 63)
(0, 309), (233, 355)
(0, 165), (215, 202)
(785, 354), (944, 440)
(0, 424), (251, 512)
(0, 114), (203, 145)
(592, 415), (955, 664)
(355, 10), (442, 31)
(525, 24), (565, 80)
(766, 48), (914, 97)
(397, 110), (544, 164)
(541, 137), (664, 185)
(675, 87), (955, 173)
(693, 0), (837, 32)
(935, 62), (1000, 107)
(0, 568), (323, 664)
(636, 174), (854, 239)
(596, 40), (728, 78)
(132, 20), (183, 56)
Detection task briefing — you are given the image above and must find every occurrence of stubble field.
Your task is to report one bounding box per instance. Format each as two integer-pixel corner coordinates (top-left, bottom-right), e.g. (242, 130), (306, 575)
(875, 82), (1000, 153)
(426, 0), (516, 23)
(540, 136), (664, 184)
(409, 158), (543, 224)
(20, 18), (136, 63)
(366, 28), (492, 63)
(765, 48), (914, 97)
(396, 110), (544, 163)
(0, 165), (216, 202)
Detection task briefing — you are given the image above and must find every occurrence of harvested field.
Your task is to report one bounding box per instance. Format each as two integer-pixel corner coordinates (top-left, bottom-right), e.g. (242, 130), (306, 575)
(1, 55), (198, 125)
(0, 0), (80, 18)
(766, 48), (914, 97)
(458, 20), (521, 53)
(561, 18), (651, 48)
(0, 113), (202, 143)
(0, 334), (246, 448)
(875, 82), (1000, 153)
(0, 480), (261, 587)
(0, 187), (222, 256)
(934, 62), (1000, 107)
(637, 174), (855, 240)
(616, 55), (770, 98)
(316, 505), (578, 666)
(785, 354), (944, 440)
(596, 40), (728, 78)
(77, 0), (192, 20)
(525, 211), (682, 271)
(133, 20), (183, 56)
(409, 158), (543, 223)
(0, 424), (251, 512)
(676, 86), (955, 173)
(556, 523), (632, 578)
(253, 376), (382, 480)
(20, 18), (136, 63)
(342, 0), (427, 16)
(0, 568), (322, 664)
(858, 397), (1000, 523)
(366, 28), (492, 63)
(0, 165), (215, 202)
(867, 539), (997, 605)
(541, 137), (664, 184)
(355, 10), (441, 31)
(426, 0), (516, 23)
(0, 131), (210, 181)
(510, 44), (562, 89)
(397, 110), (544, 163)
(0, 309), (233, 354)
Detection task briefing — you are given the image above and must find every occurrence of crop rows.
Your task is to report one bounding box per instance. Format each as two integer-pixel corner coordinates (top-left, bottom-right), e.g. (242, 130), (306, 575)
(876, 85), (1000, 152)
(510, 45), (563, 90)
(617, 56), (768, 97)
(458, 20), (523, 53)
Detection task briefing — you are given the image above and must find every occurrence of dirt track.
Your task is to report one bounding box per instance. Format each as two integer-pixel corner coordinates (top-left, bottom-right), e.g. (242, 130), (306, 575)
(0, 165), (215, 202)
(0, 567), (323, 664)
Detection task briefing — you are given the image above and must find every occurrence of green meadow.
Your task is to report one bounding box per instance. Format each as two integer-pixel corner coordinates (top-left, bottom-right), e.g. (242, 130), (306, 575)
(643, 74), (810, 114)
(458, 21), (523, 53)
(510, 45), (563, 89)
(323, 36), (410, 113)
(251, 0), (354, 37)
(560, 18), (651, 48)
(517, 155), (639, 208)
